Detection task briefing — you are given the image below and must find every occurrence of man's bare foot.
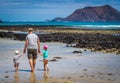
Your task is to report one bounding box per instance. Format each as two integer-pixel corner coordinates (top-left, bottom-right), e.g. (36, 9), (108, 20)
(47, 68), (49, 71)
(15, 69), (18, 72)
(31, 70), (34, 72)
(44, 69), (46, 71)
(44, 68), (49, 71)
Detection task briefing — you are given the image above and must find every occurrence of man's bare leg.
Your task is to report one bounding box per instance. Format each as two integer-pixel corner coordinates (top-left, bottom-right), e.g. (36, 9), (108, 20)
(33, 59), (36, 71)
(29, 59), (34, 72)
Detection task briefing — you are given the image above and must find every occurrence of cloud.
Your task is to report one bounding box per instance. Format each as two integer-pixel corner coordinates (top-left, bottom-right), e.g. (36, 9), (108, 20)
(0, 0), (119, 10)
(0, 0), (120, 21)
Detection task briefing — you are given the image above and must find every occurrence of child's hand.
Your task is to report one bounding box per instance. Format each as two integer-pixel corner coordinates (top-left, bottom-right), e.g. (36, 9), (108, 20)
(39, 53), (42, 56)
(19, 52), (23, 55)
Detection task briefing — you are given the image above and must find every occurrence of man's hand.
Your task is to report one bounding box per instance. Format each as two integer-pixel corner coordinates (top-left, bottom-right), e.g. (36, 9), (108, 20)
(23, 49), (26, 54)
(38, 50), (41, 54)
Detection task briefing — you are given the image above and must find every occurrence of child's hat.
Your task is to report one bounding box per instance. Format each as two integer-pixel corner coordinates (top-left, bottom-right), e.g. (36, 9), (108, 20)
(43, 45), (48, 49)
(15, 50), (20, 54)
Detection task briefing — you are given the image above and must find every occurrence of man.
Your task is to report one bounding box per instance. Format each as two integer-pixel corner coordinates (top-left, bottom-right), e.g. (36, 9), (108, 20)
(23, 28), (40, 72)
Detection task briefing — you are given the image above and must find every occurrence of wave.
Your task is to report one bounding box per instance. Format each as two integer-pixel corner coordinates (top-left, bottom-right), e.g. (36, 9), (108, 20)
(72, 25), (120, 27)
(0, 22), (120, 29)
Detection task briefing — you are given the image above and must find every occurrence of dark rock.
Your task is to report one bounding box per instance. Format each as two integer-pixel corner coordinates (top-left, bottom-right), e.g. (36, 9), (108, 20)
(53, 56), (62, 59)
(5, 76), (9, 78)
(80, 76), (84, 77)
(107, 79), (112, 81)
(73, 50), (82, 53)
(73, 51), (79, 53)
(108, 73), (113, 75)
(49, 58), (58, 62)
(0, 31), (13, 38)
(91, 75), (95, 77)
(67, 77), (71, 79)
(84, 49), (87, 51)
(83, 69), (87, 71)
(0, 26), (120, 54)
(98, 72), (103, 75)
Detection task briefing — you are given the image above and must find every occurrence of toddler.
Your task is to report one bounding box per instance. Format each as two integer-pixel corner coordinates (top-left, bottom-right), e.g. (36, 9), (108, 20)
(42, 45), (49, 71)
(13, 50), (23, 72)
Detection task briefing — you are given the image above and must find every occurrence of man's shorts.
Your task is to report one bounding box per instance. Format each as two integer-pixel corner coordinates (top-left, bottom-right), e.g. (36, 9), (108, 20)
(27, 49), (37, 59)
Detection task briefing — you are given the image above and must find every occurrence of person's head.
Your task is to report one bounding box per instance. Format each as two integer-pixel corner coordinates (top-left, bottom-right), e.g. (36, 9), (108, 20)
(15, 50), (20, 55)
(28, 28), (33, 33)
(43, 45), (48, 50)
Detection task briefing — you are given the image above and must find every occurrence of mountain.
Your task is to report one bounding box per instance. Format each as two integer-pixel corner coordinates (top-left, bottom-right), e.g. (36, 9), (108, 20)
(51, 5), (120, 22)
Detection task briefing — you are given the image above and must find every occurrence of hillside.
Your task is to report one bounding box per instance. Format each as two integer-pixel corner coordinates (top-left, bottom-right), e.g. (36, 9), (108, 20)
(52, 5), (120, 22)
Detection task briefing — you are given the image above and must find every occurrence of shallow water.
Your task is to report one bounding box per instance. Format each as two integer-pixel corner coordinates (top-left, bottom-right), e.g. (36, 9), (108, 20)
(0, 38), (120, 83)
(0, 22), (120, 30)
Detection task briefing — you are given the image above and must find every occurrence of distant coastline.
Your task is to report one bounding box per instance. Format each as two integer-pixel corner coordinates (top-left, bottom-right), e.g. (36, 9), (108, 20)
(0, 21), (120, 30)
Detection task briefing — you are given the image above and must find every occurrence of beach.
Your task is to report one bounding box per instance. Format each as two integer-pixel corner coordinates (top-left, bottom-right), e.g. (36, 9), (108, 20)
(0, 38), (120, 83)
(0, 25), (120, 55)
(0, 0), (120, 82)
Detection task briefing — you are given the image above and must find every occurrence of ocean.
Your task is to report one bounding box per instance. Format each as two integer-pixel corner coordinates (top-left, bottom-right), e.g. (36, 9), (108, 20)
(0, 21), (120, 30)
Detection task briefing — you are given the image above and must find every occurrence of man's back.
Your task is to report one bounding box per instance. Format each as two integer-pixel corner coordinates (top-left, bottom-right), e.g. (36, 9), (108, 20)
(26, 33), (38, 49)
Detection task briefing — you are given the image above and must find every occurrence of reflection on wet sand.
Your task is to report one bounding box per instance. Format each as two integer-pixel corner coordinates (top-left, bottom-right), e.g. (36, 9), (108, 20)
(29, 71), (49, 83)
(43, 71), (49, 78)
(30, 72), (36, 83)
(14, 72), (19, 83)
(42, 71), (49, 83)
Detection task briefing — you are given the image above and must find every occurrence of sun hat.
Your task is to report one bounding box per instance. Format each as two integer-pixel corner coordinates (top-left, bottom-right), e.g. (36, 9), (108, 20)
(43, 45), (48, 49)
(15, 50), (20, 54)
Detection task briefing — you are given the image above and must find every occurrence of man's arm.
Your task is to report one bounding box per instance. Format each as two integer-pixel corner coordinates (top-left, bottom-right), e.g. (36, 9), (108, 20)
(23, 40), (28, 54)
(37, 38), (40, 54)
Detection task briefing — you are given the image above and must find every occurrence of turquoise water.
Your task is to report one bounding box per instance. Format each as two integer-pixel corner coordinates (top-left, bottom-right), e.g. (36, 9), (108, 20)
(0, 21), (120, 29)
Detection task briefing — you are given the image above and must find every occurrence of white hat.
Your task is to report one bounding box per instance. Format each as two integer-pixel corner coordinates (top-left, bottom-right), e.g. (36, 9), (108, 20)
(15, 50), (20, 54)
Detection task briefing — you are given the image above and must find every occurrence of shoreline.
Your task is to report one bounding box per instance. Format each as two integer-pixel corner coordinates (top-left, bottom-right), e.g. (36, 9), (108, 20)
(0, 25), (120, 54)
(0, 38), (120, 83)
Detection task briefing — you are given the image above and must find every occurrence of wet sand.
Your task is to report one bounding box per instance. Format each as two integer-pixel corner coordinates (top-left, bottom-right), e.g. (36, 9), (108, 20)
(0, 38), (120, 83)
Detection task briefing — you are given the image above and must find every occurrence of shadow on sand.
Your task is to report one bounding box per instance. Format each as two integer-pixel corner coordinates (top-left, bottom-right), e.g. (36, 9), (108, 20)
(19, 69), (31, 72)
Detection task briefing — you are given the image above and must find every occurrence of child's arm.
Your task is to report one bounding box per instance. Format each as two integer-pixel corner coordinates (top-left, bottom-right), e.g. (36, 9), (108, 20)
(18, 53), (23, 58)
(39, 53), (43, 56)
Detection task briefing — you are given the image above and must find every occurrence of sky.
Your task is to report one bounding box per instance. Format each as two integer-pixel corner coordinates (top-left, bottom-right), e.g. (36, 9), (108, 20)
(0, 0), (120, 22)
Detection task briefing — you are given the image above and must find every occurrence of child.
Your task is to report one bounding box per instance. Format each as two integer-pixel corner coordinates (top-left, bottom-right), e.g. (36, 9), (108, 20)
(13, 50), (23, 72)
(42, 45), (49, 71)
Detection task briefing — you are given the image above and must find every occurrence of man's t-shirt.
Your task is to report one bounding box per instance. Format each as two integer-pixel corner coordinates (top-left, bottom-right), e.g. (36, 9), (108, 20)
(26, 33), (39, 49)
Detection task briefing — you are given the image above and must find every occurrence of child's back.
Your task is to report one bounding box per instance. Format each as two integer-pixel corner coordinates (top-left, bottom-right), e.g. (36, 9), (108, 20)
(43, 50), (48, 59)
(13, 53), (22, 63)
(42, 45), (49, 71)
(13, 50), (22, 72)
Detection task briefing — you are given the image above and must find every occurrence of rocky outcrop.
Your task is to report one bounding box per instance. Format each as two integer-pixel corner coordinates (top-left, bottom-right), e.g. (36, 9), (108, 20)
(0, 25), (120, 54)
(52, 5), (120, 22)
(0, 31), (13, 38)
(0, 30), (120, 54)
